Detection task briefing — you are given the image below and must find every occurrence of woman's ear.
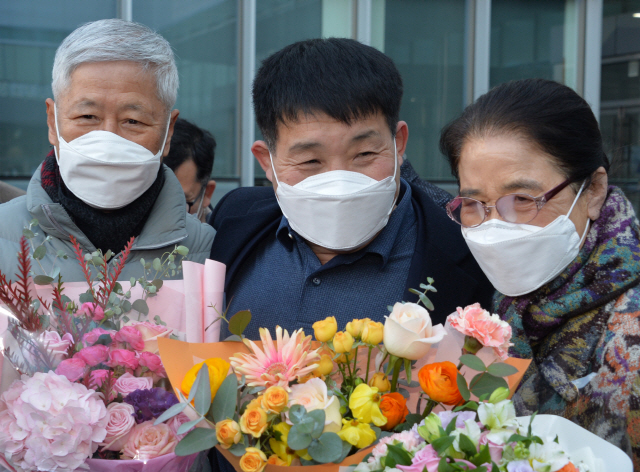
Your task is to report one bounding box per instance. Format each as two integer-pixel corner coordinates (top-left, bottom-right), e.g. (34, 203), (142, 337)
(586, 167), (608, 221)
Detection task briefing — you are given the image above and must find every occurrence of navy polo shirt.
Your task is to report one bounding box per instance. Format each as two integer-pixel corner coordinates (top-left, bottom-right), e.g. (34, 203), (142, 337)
(223, 179), (417, 340)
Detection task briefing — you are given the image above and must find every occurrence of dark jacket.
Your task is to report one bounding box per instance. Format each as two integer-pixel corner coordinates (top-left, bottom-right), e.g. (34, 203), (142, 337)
(208, 180), (494, 326)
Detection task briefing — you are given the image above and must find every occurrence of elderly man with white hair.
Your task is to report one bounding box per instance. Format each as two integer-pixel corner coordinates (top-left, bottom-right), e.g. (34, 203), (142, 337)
(0, 19), (214, 280)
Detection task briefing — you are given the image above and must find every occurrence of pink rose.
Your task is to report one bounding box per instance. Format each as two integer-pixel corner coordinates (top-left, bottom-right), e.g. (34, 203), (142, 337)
(114, 372), (153, 397)
(121, 421), (178, 461)
(90, 369), (110, 388)
(100, 402), (136, 451)
(114, 326), (145, 351)
(55, 357), (87, 382)
(137, 352), (166, 376)
(83, 328), (115, 347)
(74, 345), (110, 367)
(107, 349), (139, 371)
(165, 412), (192, 440)
(479, 431), (505, 464)
(39, 331), (74, 365)
(125, 321), (173, 354)
(398, 444), (441, 472)
(77, 302), (105, 321)
(448, 303), (513, 360)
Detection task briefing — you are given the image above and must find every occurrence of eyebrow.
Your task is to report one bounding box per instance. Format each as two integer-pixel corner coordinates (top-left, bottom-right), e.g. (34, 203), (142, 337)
(459, 179), (544, 198)
(288, 141), (322, 154)
(351, 130), (380, 142)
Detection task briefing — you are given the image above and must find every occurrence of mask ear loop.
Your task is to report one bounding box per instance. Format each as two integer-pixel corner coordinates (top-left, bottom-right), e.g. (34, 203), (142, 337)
(566, 179), (591, 245)
(269, 151), (281, 186)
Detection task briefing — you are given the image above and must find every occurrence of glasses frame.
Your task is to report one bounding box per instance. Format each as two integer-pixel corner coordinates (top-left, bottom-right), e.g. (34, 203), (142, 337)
(446, 178), (573, 228)
(186, 184), (206, 212)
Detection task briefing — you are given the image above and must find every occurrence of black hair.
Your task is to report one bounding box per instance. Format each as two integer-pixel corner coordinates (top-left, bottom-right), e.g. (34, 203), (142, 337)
(440, 78), (610, 188)
(164, 118), (216, 183)
(252, 38), (403, 149)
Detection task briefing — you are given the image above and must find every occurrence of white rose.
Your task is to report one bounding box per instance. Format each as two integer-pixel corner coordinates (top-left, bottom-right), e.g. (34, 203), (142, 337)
(286, 378), (342, 433)
(383, 302), (446, 360)
(478, 399), (518, 444)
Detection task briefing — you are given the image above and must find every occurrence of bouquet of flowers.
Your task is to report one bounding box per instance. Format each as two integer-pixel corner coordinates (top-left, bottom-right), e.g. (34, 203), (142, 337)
(0, 223), (199, 472)
(157, 281), (529, 472)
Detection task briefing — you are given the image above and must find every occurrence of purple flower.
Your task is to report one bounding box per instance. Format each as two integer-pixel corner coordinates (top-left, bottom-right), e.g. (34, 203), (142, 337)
(123, 387), (179, 423)
(437, 410), (476, 430)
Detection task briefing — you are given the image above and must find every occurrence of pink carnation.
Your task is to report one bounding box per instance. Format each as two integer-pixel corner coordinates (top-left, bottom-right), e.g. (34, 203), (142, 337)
(137, 351), (166, 377)
(121, 421), (178, 461)
(448, 303), (513, 360)
(114, 372), (153, 397)
(0, 371), (107, 472)
(74, 344), (110, 367)
(107, 349), (139, 371)
(90, 369), (111, 388)
(114, 326), (145, 351)
(83, 328), (115, 347)
(100, 402), (136, 452)
(77, 302), (105, 321)
(55, 357), (87, 382)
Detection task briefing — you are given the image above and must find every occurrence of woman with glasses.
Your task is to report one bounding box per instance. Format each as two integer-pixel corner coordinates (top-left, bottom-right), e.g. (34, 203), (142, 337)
(441, 78), (640, 465)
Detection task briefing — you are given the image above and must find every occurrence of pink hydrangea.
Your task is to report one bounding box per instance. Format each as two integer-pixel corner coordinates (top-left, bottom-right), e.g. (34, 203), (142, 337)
(107, 349), (139, 371)
(114, 326), (145, 351)
(83, 328), (115, 347)
(0, 371), (107, 471)
(74, 344), (110, 367)
(77, 302), (105, 321)
(448, 303), (513, 360)
(55, 357), (87, 382)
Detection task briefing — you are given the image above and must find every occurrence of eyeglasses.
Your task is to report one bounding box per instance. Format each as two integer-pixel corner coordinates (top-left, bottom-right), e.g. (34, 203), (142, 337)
(186, 185), (206, 213)
(446, 178), (573, 228)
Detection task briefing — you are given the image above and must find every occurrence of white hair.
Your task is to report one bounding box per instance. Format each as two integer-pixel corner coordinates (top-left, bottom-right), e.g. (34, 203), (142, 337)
(52, 19), (179, 110)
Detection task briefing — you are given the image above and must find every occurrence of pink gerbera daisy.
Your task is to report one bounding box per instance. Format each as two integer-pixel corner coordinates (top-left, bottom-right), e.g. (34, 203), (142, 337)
(230, 326), (320, 389)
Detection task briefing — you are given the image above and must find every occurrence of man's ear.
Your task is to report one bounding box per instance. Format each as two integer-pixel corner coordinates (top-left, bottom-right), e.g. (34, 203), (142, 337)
(252, 140), (273, 182)
(202, 180), (216, 209)
(161, 109), (180, 158)
(46, 98), (58, 150)
(586, 167), (608, 221)
(395, 121), (409, 163)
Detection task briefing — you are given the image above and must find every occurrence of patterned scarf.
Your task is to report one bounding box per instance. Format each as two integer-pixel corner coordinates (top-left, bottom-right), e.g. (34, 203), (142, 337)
(494, 186), (640, 413)
(41, 152), (165, 255)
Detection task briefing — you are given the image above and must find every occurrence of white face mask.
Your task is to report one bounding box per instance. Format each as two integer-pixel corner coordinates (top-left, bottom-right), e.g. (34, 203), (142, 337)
(462, 181), (589, 297)
(271, 143), (398, 251)
(53, 105), (169, 210)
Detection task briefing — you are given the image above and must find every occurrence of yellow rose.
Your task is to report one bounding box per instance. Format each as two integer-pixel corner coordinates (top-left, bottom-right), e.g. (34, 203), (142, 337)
(240, 407), (268, 438)
(349, 383), (387, 427)
(346, 318), (370, 338)
(337, 419), (377, 449)
(216, 419), (242, 449)
(239, 447), (268, 472)
(361, 321), (384, 345)
(261, 386), (289, 414)
(368, 372), (391, 392)
(180, 358), (230, 404)
(313, 354), (334, 376)
(267, 455), (287, 466)
(333, 331), (354, 353)
(312, 317), (338, 342)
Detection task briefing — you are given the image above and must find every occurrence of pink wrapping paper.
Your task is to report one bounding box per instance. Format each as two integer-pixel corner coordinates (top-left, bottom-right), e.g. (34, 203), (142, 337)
(182, 259), (226, 343)
(85, 452), (198, 471)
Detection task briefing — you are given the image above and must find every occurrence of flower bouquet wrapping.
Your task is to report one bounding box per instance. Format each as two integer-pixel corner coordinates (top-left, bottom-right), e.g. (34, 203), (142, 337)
(158, 281), (530, 472)
(0, 222), (204, 471)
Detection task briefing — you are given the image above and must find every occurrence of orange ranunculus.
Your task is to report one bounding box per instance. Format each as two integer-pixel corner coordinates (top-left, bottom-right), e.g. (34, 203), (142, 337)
(418, 361), (463, 406)
(379, 392), (409, 431)
(557, 463), (578, 472)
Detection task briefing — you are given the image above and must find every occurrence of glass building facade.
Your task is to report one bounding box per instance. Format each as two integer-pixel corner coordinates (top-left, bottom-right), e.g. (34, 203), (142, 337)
(1, 0), (637, 210)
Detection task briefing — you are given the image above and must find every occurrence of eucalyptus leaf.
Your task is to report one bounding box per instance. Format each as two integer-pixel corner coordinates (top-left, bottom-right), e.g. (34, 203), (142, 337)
(174, 428), (218, 456)
(224, 335), (242, 342)
(210, 373), (238, 423)
(307, 432), (343, 463)
(228, 310), (252, 337)
(152, 279), (164, 290)
(418, 293), (434, 311)
(334, 439), (352, 463)
(152, 258), (162, 271)
(32, 245), (46, 260)
(122, 300), (132, 312)
(178, 416), (203, 435)
(398, 387), (410, 399)
(307, 409), (326, 439)
(33, 275), (53, 285)
(131, 299), (149, 315)
(154, 402), (187, 425)
(79, 292), (94, 304)
(486, 362), (519, 378)
(288, 404), (306, 425)
(459, 354), (487, 372)
(194, 366), (212, 416)
(177, 245), (189, 256)
(457, 373), (471, 402)
(22, 228), (35, 239)
(288, 425), (313, 450)
(469, 373), (508, 398)
(228, 442), (247, 457)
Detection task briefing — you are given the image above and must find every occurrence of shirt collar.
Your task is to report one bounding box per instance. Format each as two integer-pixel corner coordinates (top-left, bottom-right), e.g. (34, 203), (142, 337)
(276, 179), (414, 268)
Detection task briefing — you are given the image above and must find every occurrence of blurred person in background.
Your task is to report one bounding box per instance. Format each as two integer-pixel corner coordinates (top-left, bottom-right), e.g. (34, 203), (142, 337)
(0, 181), (25, 204)
(164, 118), (217, 223)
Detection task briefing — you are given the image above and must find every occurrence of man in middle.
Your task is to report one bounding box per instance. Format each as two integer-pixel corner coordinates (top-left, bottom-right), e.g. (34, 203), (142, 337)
(209, 38), (494, 340)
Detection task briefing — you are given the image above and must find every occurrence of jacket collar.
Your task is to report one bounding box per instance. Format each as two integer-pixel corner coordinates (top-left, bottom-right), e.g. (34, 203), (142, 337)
(27, 162), (188, 252)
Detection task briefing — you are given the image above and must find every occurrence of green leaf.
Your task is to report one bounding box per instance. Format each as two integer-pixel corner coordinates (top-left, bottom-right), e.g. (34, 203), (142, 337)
(432, 435), (455, 455)
(288, 404), (306, 425)
(153, 258), (162, 271)
(470, 444), (492, 467)
(177, 245), (189, 256)
(228, 310), (252, 337)
(457, 373), (471, 402)
(32, 245), (46, 260)
(288, 425), (313, 450)
(154, 402), (187, 424)
(418, 292), (435, 311)
(487, 362), (519, 378)
(459, 354), (486, 372)
(177, 416), (203, 435)
(458, 434), (477, 458)
(79, 292), (94, 304)
(469, 373), (508, 398)
(384, 444), (413, 468)
(453, 401), (478, 412)
(228, 442), (247, 456)
(438, 457), (454, 472)
(307, 409), (326, 439)
(334, 440), (352, 463)
(33, 275), (53, 285)
(394, 413), (422, 432)
(22, 228), (35, 239)
(94, 334), (113, 346)
(174, 428), (218, 456)
(445, 417), (457, 435)
(210, 373), (238, 423)
(194, 365), (211, 416)
(122, 300), (132, 312)
(130, 277), (136, 286)
(131, 299), (149, 315)
(152, 279), (164, 290)
(308, 432), (343, 463)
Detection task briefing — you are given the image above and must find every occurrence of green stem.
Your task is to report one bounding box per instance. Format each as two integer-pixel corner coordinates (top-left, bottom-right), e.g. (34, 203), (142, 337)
(353, 347), (359, 379)
(422, 399), (437, 418)
(345, 352), (353, 379)
(365, 346), (373, 383)
(390, 358), (402, 393)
